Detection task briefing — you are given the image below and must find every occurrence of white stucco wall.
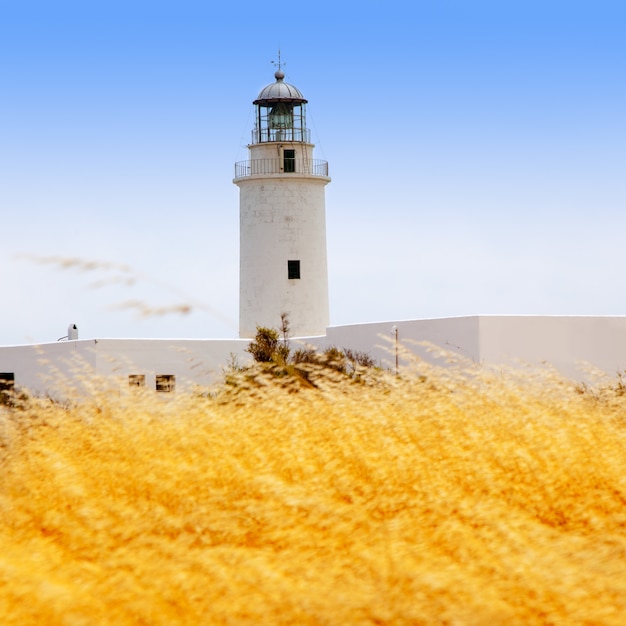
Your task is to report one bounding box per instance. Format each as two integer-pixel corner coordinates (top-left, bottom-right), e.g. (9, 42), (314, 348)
(93, 338), (250, 390)
(317, 316), (626, 380)
(0, 338), (250, 399)
(308, 317), (481, 370)
(2, 316), (626, 399)
(477, 315), (626, 379)
(0, 340), (97, 398)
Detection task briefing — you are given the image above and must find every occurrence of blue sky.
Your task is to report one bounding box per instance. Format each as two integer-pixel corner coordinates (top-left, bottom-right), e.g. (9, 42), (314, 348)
(1, 1), (625, 344)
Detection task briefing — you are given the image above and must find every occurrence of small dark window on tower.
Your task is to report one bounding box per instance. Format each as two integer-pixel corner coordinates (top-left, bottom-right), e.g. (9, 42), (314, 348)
(0, 373), (15, 405)
(288, 260), (301, 280)
(283, 149), (295, 173)
(129, 374), (145, 387)
(156, 374), (176, 393)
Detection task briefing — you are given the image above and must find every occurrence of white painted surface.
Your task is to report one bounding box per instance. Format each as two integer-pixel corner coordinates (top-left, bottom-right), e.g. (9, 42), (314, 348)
(477, 315), (626, 379)
(311, 315), (626, 380)
(308, 316), (481, 369)
(0, 338), (249, 399)
(235, 140), (330, 338)
(2, 316), (626, 398)
(0, 341), (97, 399)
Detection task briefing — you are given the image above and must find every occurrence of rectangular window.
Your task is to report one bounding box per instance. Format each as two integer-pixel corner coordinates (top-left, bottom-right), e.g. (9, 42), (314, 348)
(288, 259), (301, 280)
(283, 149), (295, 173)
(128, 374), (145, 387)
(0, 373), (15, 405)
(156, 374), (176, 393)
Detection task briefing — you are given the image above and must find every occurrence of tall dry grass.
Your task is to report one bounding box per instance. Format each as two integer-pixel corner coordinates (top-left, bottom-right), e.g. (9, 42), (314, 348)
(1, 363), (626, 625)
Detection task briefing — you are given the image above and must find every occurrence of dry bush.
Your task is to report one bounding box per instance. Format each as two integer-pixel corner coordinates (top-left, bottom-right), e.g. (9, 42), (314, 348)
(1, 364), (626, 624)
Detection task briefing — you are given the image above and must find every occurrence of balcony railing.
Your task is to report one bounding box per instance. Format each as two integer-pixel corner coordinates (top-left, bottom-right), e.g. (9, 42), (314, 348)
(234, 158), (329, 179)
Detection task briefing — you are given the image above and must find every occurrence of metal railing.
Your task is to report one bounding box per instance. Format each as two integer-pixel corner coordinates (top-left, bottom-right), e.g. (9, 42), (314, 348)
(234, 158), (329, 179)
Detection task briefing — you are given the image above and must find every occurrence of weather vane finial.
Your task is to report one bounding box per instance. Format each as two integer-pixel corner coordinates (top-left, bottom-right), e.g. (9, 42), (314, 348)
(271, 49), (285, 72)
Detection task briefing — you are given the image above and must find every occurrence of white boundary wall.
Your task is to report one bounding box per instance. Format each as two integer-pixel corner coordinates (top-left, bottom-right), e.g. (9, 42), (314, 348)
(307, 315), (626, 380)
(2, 316), (626, 398)
(477, 316), (626, 379)
(0, 338), (249, 399)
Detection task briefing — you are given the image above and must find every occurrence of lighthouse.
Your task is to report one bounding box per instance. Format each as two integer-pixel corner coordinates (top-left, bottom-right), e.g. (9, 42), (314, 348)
(234, 68), (331, 338)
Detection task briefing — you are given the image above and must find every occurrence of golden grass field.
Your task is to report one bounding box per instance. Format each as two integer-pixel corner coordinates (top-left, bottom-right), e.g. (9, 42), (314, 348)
(1, 361), (626, 625)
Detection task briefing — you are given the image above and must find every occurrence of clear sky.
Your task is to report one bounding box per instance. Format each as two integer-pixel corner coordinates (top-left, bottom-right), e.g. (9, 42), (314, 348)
(1, 1), (625, 345)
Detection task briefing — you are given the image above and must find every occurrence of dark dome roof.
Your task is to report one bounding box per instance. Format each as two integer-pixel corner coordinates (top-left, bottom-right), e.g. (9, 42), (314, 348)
(253, 70), (307, 105)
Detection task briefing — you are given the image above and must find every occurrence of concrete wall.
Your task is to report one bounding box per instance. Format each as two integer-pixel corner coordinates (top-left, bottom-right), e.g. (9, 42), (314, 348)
(2, 316), (626, 399)
(93, 338), (251, 391)
(0, 340), (97, 399)
(0, 338), (250, 399)
(307, 316), (626, 379)
(477, 316), (626, 379)
(312, 317), (481, 370)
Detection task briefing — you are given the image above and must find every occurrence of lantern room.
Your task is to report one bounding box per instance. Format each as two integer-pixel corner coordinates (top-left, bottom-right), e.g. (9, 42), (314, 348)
(252, 69), (309, 144)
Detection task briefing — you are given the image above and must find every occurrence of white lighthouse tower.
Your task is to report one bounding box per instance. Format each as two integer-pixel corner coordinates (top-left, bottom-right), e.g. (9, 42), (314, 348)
(234, 67), (331, 338)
